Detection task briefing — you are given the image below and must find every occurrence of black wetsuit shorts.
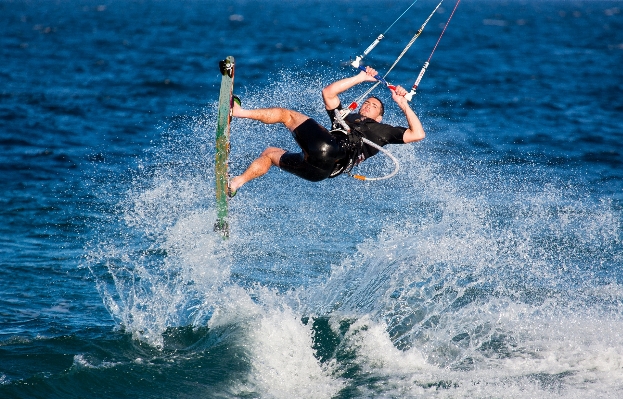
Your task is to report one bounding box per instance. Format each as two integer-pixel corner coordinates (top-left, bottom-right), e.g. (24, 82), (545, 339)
(279, 118), (345, 182)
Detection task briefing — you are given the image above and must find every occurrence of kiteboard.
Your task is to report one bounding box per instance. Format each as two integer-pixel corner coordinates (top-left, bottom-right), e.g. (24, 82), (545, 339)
(214, 56), (235, 238)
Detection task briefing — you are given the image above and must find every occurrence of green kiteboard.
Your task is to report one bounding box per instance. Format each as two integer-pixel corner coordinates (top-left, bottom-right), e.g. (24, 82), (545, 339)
(214, 56), (235, 238)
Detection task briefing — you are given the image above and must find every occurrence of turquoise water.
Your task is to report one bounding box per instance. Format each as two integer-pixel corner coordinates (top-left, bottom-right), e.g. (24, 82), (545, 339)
(1, 0), (622, 397)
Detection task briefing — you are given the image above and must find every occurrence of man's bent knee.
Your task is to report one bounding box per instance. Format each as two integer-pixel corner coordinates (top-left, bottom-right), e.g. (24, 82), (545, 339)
(282, 110), (310, 132)
(262, 147), (286, 166)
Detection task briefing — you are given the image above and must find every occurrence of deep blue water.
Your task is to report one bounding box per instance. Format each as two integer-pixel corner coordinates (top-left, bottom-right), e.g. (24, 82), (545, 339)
(1, 0), (623, 397)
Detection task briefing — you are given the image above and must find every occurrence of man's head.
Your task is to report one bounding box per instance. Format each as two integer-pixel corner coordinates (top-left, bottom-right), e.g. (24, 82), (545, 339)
(359, 96), (384, 122)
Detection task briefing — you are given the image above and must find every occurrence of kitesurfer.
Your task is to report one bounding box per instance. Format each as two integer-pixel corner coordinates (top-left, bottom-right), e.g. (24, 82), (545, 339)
(227, 67), (425, 196)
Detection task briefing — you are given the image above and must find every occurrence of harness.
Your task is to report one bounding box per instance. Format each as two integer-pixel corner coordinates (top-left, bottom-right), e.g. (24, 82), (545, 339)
(328, 128), (362, 178)
(328, 111), (375, 178)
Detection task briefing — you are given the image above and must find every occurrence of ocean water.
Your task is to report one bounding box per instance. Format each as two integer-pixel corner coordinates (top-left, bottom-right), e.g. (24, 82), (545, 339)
(1, 0), (622, 397)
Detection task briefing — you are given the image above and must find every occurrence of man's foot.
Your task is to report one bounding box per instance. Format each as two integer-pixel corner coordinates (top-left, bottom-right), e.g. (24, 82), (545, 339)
(231, 95), (242, 117)
(227, 180), (237, 198)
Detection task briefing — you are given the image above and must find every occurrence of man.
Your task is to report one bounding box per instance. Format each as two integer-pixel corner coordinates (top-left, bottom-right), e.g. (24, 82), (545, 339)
(228, 66), (425, 196)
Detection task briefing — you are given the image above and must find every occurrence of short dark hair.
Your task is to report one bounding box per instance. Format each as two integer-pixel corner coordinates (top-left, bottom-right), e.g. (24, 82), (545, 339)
(369, 96), (384, 116)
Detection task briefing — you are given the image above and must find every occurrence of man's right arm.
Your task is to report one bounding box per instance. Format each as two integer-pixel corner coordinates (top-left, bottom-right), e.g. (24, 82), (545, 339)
(391, 86), (425, 143)
(322, 67), (378, 110)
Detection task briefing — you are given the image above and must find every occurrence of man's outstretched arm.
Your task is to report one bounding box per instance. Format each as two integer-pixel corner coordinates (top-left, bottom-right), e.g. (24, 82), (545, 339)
(392, 86), (425, 143)
(322, 67), (378, 110)
(392, 86), (426, 143)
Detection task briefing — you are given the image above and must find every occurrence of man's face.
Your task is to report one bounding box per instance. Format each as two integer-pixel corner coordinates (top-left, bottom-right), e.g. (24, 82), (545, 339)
(359, 98), (383, 122)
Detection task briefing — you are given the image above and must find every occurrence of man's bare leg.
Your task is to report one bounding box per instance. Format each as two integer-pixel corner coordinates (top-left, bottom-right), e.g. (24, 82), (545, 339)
(229, 102), (308, 193)
(232, 102), (309, 131)
(229, 147), (285, 193)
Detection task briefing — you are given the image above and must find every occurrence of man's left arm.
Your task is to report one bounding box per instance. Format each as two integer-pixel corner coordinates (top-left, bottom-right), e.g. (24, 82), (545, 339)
(392, 86), (425, 144)
(322, 67), (379, 111)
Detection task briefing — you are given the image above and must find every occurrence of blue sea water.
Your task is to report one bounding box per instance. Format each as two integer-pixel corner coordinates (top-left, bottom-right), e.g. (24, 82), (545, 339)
(1, 0), (623, 397)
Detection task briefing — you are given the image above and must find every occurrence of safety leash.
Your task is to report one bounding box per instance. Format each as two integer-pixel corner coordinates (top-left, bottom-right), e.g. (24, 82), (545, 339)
(351, 138), (401, 181)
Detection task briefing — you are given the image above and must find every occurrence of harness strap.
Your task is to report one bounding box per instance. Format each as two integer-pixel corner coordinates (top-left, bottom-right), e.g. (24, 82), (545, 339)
(333, 107), (351, 132)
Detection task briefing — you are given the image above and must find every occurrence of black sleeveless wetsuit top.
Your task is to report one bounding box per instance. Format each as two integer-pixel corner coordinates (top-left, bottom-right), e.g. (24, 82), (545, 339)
(326, 104), (407, 176)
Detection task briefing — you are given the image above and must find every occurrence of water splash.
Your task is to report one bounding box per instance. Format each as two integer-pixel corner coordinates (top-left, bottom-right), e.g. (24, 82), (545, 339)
(84, 70), (623, 397)
(84, 108), (233, 346)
